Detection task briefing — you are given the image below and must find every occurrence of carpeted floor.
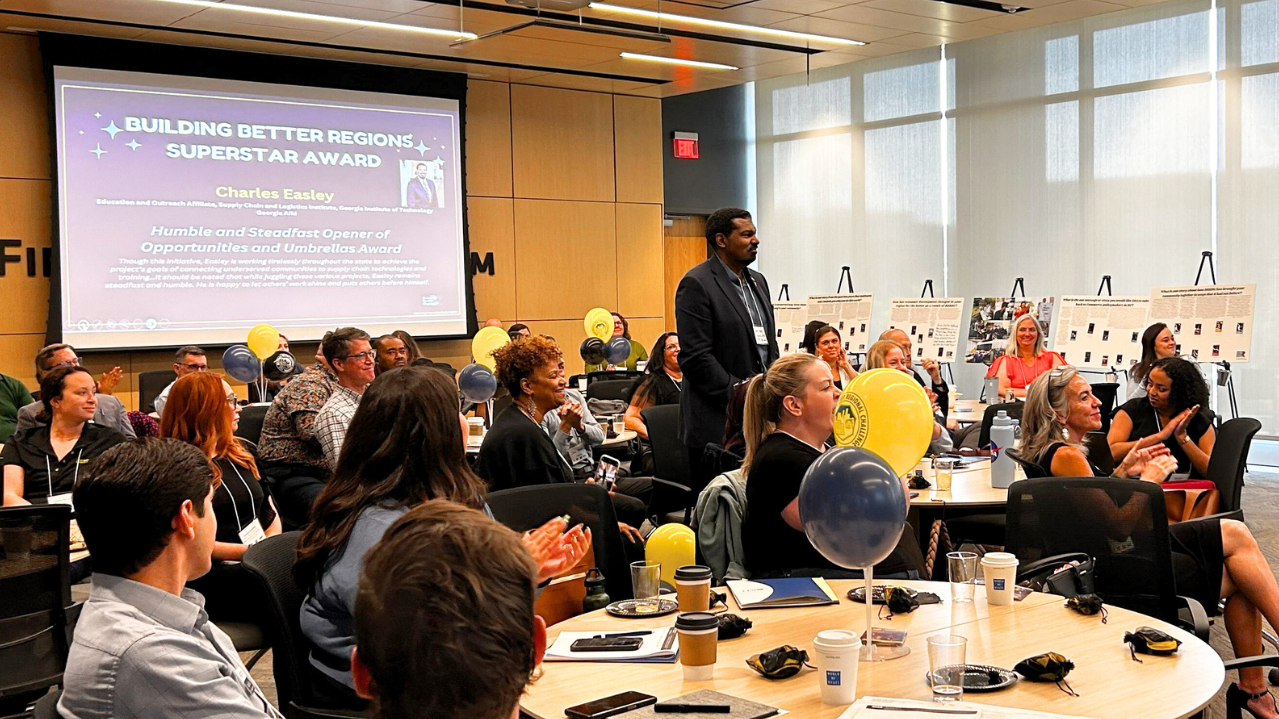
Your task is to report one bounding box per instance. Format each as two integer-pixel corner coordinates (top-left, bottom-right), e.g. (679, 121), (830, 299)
(242, 470), (1279, 717)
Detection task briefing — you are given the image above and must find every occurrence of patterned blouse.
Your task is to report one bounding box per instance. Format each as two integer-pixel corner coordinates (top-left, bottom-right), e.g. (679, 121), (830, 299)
(257, 364), (337, 472)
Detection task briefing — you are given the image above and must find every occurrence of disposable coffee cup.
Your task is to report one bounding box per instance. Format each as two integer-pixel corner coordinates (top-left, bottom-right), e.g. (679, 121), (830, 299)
(674, 565), (713, 613)
(813, 630), (861, 705)
(981, 551), (1020, 606)
(675, 612), (719, 680)
(466, 417), (485, 438)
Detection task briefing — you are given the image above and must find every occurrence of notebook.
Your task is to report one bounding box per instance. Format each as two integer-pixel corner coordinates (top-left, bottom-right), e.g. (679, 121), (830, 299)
(544, 628), (679, 663)
(618, 690), (779, 719)
(726, 577), (839, 609)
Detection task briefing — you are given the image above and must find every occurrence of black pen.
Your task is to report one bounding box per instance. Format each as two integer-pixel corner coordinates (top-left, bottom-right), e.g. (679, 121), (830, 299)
(654, 703), (731, 713)
(867, 705), (978, 715)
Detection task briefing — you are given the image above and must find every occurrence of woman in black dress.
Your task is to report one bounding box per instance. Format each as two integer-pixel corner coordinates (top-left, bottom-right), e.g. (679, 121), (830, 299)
(1109, 356), (1215, 478)
(624, 332), (683, 440)
(1025, 367), (1279, 718)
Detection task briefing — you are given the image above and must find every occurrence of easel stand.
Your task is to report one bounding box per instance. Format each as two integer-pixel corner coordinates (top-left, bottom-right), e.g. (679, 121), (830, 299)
(1193, 251), (1238, 420)
(915, 279), (954, 385)
(777, 283), (790, 302)
(837, 266), (854, 294)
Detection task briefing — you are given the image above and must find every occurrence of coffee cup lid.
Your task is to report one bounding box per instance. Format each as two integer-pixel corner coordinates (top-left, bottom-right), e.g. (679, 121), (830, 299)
(981, 551), (1019, 566)
(674, 565), (713, 581)
(814, 629), (861, 648)
(675, 612), (720, 631)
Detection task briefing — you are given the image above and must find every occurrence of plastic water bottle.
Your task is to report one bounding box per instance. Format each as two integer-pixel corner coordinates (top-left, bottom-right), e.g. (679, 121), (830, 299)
(990, 410), (1016, 489)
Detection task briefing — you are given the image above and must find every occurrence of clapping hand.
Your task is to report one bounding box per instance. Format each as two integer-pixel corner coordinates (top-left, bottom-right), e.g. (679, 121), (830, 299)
(1116, 444), (1174, 481)
(523, 517), (592, 584)
(558, 398), (585, 433)
(1153, 405), (1199, 442)
(97, 366), (123, 395)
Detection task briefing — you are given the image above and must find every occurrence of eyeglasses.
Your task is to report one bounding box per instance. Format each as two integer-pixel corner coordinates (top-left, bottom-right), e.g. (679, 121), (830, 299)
(226, 394), (239, 407)
(339, 350), (377, 363)
(51, 357), (81, 369)
(181, 363), (208, 372)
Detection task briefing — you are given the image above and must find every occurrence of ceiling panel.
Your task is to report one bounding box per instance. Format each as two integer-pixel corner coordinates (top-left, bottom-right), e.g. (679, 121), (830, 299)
(0, 0), (1151, 95)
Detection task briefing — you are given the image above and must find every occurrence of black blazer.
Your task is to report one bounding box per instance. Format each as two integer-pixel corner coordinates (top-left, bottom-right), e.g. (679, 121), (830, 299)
(674, 257), (779, 450)
(474, 404), (574, 492)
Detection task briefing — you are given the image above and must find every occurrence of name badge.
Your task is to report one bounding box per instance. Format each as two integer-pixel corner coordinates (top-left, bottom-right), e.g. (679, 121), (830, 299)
(238, 518), (267, 546)
(753, 326), (769, 345)
(48, 493), (75, 509)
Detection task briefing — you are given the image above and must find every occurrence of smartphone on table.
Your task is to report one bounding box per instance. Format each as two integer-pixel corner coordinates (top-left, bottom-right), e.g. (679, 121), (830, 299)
(565, 691), (657, 719)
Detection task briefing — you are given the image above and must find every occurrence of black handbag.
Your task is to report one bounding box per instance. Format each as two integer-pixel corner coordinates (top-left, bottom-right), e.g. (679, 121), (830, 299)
(1017, 552), (1096, 598)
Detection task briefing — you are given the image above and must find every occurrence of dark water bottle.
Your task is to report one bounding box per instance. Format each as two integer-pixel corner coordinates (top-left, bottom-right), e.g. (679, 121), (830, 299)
(582, 568), (610, 613)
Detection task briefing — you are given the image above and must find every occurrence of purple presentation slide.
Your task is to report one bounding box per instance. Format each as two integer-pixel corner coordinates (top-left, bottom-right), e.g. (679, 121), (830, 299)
(53, 67), (467, 349)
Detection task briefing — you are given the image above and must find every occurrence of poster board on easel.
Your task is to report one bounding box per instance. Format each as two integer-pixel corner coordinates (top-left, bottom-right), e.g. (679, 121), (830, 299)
(773, 302), (808, 355)
(1148, 284), (1256, 363)
(886, 297), (965, 363)
(1053, 295), (1151, 369)
(806, 294), (875, 353)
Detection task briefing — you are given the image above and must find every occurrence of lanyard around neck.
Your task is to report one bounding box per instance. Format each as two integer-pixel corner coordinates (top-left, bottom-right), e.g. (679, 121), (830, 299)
(219, 462), (256, 532)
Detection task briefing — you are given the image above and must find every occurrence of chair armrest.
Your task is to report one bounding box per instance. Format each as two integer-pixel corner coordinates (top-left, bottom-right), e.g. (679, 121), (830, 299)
(1175, 595), (1210, 641)
(1223, 655), (1279, 672)
(650, 477), (694, 496)
(1015, 553), (1091, 583)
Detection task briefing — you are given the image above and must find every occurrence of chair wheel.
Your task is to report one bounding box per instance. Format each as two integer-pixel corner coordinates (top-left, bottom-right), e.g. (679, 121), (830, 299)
(1268, 667), (1279, 686)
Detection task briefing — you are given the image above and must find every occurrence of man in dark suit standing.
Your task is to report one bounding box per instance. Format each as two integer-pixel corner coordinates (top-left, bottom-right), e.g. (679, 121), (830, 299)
(675, 208), (779, 486)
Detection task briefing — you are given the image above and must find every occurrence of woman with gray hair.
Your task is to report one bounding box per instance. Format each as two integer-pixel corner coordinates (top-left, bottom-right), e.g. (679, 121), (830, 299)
(1020, 366), (1279, 719)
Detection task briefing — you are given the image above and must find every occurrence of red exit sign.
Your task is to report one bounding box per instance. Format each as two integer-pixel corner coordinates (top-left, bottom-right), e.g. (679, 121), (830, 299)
(672, 131), (699, 159)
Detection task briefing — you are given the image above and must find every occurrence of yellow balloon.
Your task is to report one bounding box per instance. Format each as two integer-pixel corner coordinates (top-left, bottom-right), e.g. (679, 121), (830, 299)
(246, 324), (280, 360)
(645, 523), (696, 588)
(833, 368), (933, 476)
(584, 307), (613, 341)
(471, 326), (509, 371)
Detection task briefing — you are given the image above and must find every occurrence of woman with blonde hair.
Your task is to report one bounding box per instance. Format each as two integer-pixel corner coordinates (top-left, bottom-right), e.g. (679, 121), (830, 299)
(988, 314), (1064, 400)
(1021, 367), (1279, 718)
(740, 353), (922, 579)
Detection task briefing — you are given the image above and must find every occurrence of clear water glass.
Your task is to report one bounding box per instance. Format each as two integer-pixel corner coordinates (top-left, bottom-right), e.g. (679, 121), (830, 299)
(948, 551), (978, 603)
(928, 634), (968, 702)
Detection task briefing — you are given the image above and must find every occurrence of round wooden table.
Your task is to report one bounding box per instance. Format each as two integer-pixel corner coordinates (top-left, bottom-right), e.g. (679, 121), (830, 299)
(521, 579), (1224, 719)
(603, 430), (637, 446)
(951, 400), (989, 426)
(910, 459), (1017, 507)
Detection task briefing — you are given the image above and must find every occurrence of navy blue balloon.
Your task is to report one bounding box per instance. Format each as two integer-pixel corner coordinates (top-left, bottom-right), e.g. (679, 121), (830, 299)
(605, 336), (631, 365)
(798, 446), (908, 569)
(262, 351), (297, 382)
(580, 337), (607, 365)
(222, 345), (262, 383)
(458, 363), (498, 404)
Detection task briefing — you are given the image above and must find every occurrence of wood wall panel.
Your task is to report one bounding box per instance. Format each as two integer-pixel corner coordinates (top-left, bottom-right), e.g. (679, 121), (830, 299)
(0, 334), (48, 389)
(0, 34), (49, 180)
(625, 317), (669, 358)
(464, 80), (513, 197)
(0, 180), (52, 335)
(467, 197), (516, 322)
(615, 203), (665, 320)
(511, 86), (615, 202)
(613, 96), (664, 204)
(663, 216), (708, 331)
(530, 319), (592, 375)
(513, 200), (617, 320)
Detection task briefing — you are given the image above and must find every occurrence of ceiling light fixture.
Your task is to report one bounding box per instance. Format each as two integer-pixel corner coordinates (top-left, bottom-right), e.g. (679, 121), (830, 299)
(619, 52), (738, 70)
(592, 2), (864, 46)
(149, 0), (478, 40)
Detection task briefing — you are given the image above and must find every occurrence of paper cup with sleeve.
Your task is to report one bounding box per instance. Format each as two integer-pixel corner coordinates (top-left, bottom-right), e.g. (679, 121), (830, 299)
(675, 612), (720, 680)
(981, 552), (1020, 606)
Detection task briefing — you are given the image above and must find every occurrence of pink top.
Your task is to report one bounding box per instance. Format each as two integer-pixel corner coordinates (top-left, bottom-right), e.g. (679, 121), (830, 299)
(986, 351), (1064, 389)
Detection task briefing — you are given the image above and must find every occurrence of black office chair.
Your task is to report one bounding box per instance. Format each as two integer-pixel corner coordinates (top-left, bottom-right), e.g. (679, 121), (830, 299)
(240, 532), (369, 719)
(1005, 477), (1208, 640)
(1004, 448), (1045, 479)
(1089, 383), (1119, 435)
(586, 370), (643, 385)
(1083, 431), (1116, 476)
(1206, 417), (1262, 517)
(977, 402), (1023, 449)
(486, 484), (633, 602)
(137, 369), (177, 414)
(642, 405), (696, 525)
(30, 687), (60, 719)
(0, 505), (73, 714)
(234, 404), (270, 445)
(587, 379), (637, 403)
